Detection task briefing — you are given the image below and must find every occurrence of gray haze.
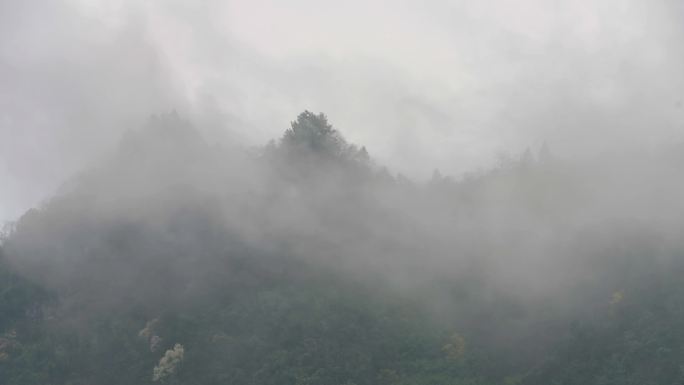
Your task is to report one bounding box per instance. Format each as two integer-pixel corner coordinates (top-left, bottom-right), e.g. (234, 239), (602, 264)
(2, 0), (684, 224)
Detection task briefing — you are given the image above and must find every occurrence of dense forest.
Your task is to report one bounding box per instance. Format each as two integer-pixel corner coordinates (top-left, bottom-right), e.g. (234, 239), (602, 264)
(2, 111), (684, 385)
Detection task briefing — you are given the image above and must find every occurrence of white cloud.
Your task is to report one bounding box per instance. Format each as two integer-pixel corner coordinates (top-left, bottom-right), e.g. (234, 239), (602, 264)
(2, 0), (684, 222)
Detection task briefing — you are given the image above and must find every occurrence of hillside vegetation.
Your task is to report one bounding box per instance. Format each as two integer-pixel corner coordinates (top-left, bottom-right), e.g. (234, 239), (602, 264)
(2, 112), (684, 385)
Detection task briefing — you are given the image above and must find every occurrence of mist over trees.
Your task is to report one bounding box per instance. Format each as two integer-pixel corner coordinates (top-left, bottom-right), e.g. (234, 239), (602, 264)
(2, 112), (684, 384)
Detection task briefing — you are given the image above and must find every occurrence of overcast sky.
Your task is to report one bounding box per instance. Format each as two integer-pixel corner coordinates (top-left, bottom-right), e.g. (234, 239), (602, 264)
(2, 0), (684, 223)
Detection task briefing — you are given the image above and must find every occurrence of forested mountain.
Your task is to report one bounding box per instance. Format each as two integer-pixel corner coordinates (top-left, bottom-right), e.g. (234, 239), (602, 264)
(2, 111), (684, 385)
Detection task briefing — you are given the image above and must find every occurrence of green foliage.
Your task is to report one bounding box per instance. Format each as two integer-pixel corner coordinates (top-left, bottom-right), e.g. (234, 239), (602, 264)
(3, 112), (684, 385)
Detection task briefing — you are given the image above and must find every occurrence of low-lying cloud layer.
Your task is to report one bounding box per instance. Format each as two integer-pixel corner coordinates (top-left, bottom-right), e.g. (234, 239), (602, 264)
(2, 0), (684, 222)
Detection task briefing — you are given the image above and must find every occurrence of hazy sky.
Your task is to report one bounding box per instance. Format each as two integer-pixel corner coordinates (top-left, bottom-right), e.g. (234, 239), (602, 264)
(2, 0), (684, 223)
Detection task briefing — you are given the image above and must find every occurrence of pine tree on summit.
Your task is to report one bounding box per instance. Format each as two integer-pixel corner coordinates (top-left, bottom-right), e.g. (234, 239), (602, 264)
(275, 111), (372, 180)
(282, 111), (345, 158)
